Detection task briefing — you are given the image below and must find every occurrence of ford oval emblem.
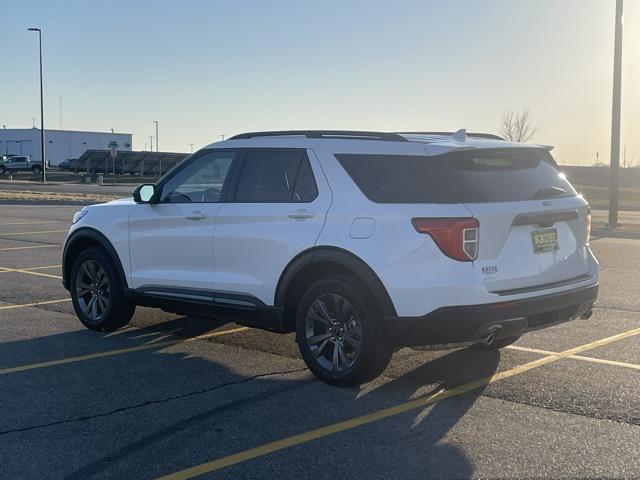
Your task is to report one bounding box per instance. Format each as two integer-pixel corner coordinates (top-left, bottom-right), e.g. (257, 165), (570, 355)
(542, 200), (552, 206)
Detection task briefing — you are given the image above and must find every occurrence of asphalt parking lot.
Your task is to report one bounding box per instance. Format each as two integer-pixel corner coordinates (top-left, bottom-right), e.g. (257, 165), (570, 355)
(0, 204), (639, 479)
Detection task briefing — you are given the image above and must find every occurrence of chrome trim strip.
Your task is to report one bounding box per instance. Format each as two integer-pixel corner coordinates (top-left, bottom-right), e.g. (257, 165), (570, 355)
(492, 274), (594, 296)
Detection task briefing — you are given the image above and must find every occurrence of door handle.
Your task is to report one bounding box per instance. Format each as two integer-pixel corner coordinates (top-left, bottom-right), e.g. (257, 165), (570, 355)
(185, 211), (207, 220)
(288, 209), (315, 219)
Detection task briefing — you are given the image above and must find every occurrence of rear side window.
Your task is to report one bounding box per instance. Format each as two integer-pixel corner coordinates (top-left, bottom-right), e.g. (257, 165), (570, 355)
(336, 148), (576, 203)
(234, 150), (318, 203)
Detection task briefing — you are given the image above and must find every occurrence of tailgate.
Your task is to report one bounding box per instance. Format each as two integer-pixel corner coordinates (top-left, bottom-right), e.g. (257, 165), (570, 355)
(467, 198), (591, 293)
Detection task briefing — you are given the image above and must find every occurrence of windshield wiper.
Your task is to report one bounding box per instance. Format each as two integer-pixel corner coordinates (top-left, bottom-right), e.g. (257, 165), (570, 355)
(534, 186), (567, 199)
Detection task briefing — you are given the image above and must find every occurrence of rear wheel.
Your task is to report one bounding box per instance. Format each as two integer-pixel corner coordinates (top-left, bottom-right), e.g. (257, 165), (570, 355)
(70, 247), (135, 332)
(472, 335), (521, 350)
(0, 165), (5, 175)
(296, 275), (392, 387)
(32, 165), (41, 174)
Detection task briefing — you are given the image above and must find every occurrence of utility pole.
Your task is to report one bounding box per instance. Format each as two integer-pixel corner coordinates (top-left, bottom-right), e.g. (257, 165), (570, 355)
(153, 121), (159, 151)
(153, 121), (161, 175)
(190, 143), (194, 153)
(28, 27), (46, 183)
(608, 0), (623, 228)
(149, 135), (153, 152)
(59, 96), (62, 129)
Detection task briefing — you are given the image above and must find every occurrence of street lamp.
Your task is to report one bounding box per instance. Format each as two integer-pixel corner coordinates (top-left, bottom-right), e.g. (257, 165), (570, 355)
(28, 27), (46, 183)
(153, 120), (158, 151)
(153, 120), (161, 175)
(607, 0), (624, 228)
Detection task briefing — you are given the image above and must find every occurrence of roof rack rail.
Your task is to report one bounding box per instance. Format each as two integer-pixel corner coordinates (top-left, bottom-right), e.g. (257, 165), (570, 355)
(397, 131), (505, 141)
(229, 130), (409, 142)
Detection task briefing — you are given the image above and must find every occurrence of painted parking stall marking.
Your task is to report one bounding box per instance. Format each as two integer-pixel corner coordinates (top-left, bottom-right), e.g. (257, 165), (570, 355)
(0, 327), (250, 375)
(155, 325), (640, 479)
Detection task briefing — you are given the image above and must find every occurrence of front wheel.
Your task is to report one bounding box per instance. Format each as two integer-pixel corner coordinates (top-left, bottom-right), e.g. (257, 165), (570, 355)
(296, 275), (392, 387)
(70, 247), (135, 332)
(0, 166), (5, 175)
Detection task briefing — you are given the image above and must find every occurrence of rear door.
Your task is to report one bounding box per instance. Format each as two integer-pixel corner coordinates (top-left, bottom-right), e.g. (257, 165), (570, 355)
(213, 148), (331, 305)
(436, 148), (591, 293)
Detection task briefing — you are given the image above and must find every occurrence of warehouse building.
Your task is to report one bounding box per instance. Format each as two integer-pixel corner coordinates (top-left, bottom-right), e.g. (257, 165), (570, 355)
(0, 128), (132, 166)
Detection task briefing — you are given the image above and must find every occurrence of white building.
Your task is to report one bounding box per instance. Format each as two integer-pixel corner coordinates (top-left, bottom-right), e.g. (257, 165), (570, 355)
(0, 128), (132, 165)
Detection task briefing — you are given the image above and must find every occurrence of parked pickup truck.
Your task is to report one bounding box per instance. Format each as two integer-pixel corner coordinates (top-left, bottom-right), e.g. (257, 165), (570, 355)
(0, 156), (47, 175)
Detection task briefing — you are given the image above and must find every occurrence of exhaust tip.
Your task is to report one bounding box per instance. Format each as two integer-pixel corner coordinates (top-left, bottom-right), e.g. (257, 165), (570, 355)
(580, 310), (593, 320)
(485, 332), (497, 346)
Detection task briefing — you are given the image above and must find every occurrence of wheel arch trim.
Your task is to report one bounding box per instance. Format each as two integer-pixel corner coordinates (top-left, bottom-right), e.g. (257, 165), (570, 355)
(62, 227), (128, 291)
(274, 246), (397, 317)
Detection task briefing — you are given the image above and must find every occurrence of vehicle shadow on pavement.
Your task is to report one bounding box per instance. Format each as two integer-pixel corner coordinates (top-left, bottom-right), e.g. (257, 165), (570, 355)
(0, 317), (500, 480)
(0, 315), (227, 368)
(0, 317), (312, 479)
(352, 348), (501, 479)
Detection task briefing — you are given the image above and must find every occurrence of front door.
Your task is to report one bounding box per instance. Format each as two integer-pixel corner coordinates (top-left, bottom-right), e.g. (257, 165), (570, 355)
(129, 150), (237, 291)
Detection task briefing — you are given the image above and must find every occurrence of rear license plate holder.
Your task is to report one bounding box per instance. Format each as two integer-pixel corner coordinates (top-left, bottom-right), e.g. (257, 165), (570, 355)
(531, 228), (559, 254)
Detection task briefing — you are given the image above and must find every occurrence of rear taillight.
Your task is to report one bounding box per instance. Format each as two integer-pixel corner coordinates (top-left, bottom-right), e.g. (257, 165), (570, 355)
(411, 217), (479, 261)
(585, 207), (591, 246)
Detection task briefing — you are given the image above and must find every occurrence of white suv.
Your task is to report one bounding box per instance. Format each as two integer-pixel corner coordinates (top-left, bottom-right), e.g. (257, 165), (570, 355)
(63, 130), (598, 386)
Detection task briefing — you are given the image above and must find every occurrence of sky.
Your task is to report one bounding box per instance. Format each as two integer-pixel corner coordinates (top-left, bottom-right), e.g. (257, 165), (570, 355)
(1, 0), (638, 166)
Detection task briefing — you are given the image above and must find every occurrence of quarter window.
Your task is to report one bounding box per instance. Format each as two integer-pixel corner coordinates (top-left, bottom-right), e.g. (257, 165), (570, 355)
(292, 156), (318, 202)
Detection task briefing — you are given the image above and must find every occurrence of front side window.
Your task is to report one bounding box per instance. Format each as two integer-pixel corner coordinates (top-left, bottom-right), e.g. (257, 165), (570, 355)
(234, 150), (317, 203)
(160, 150), (235, 203)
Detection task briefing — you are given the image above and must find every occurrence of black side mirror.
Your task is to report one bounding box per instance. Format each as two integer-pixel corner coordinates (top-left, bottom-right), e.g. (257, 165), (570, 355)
(133, 184), (157, 203)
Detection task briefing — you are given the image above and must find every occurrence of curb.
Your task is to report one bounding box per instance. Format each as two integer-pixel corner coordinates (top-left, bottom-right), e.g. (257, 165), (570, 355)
(591, 229), (640, 240)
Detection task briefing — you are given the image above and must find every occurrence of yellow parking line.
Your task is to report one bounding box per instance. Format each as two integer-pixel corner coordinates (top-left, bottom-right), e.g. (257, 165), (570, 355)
(0, 267), (62, 279)
(0, 229), (68, 236)
(0, 264), (62, 279)
(0, 298), (71, 310)
(0, 244), (60, 251)
(22, 265), (61, 271)
(506, 345), (559, 356)
(155, 326), (640, 480)
(507, 345), (640, 371)
(0, 221), (66, 227)
(0, 326), (249, 375)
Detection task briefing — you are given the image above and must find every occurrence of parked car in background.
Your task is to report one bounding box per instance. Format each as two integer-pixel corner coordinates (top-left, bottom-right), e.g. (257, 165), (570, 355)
(0, 156), (47, 175)
(58, 159), (73, 172)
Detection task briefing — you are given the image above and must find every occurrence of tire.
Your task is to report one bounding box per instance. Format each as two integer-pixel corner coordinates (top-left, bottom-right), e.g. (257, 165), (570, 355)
(0, 166), (5, 175)
(32, 165), (41, 174)
(472, 335), (521, 351)
(296, 274), (393, 387)
(70, 247), (135, 332)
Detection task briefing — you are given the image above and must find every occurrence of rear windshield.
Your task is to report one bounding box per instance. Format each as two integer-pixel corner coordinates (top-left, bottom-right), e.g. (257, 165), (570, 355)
(335, 148), (577, 203)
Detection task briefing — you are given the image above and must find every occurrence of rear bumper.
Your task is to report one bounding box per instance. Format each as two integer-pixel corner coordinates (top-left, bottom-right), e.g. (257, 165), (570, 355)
(383, 283), (598, 347)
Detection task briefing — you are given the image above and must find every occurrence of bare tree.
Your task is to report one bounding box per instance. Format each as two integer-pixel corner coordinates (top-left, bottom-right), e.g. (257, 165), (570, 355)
(500, 108), (536, 143)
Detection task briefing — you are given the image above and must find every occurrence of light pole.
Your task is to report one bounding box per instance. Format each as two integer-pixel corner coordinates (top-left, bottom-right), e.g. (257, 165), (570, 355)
(154, 121), (158, 151)
(153, 120), (161, 175)
(608, 0), (624, 228)
(28, 27), (45, 183)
